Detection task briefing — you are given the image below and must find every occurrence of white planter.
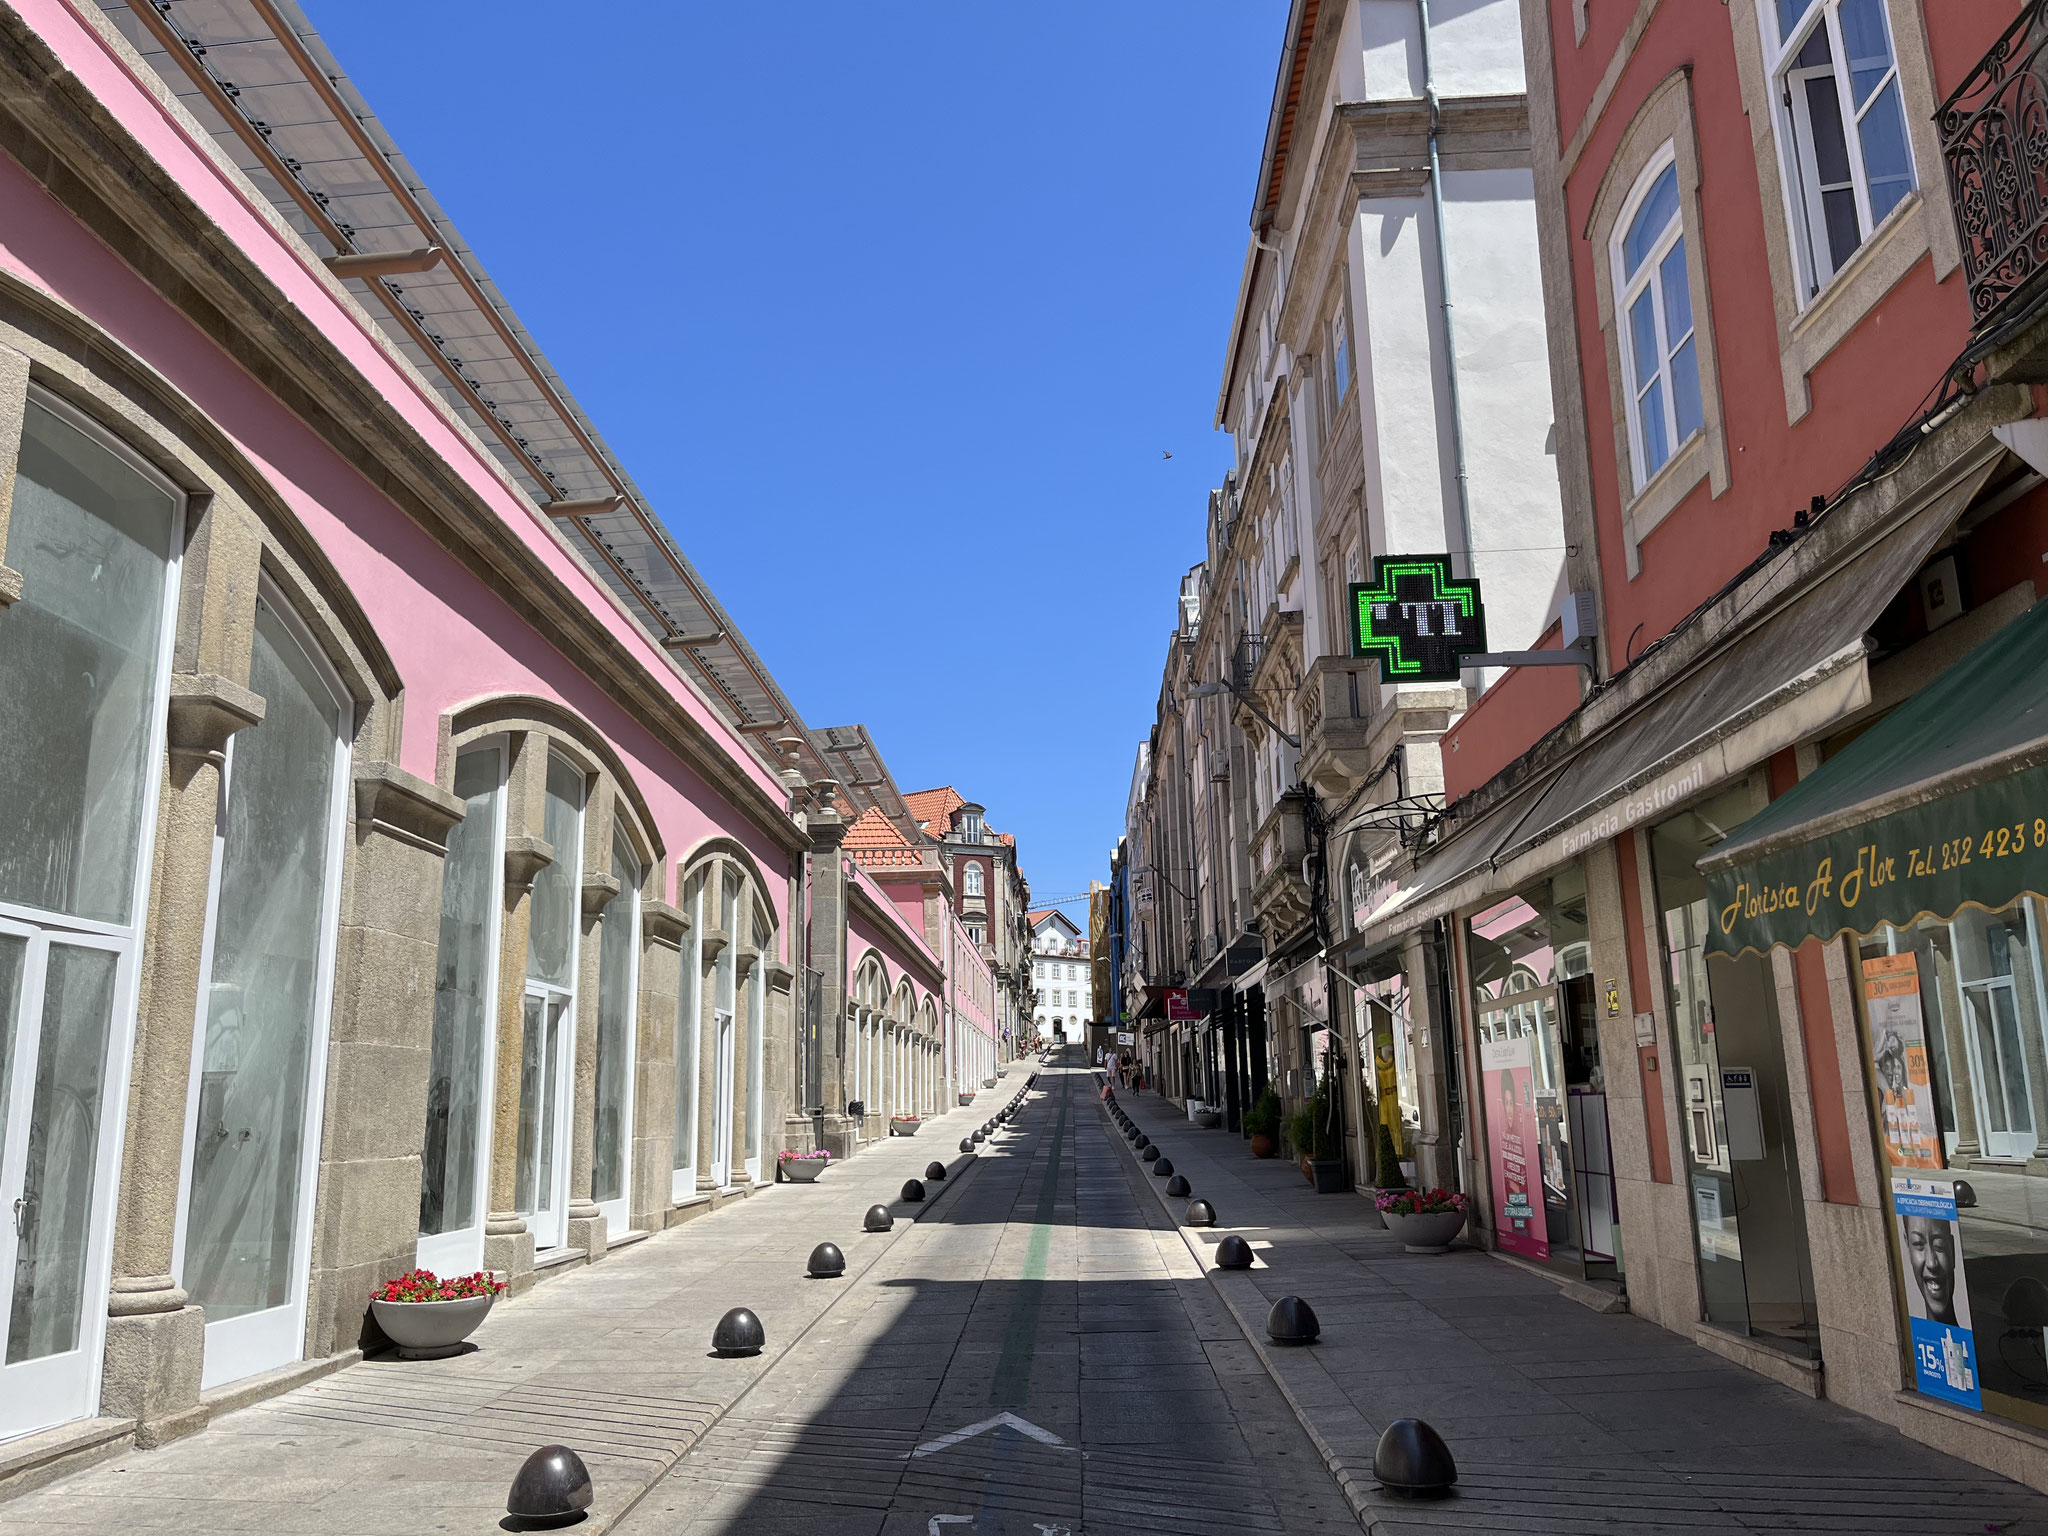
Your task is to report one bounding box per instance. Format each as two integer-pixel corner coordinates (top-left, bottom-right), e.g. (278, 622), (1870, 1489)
(781, 1158), (828, 1183)
(370, 1292), (494, 1358)
(1380, 1207), (1468, 1254)
(890, 1118), (921, 1137)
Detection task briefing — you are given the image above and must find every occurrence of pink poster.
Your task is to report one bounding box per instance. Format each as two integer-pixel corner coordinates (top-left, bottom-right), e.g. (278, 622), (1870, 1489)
(1483, 1035), (1547, 1260)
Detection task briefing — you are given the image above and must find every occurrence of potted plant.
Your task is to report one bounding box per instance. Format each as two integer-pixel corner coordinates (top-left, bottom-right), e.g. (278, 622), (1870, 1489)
(779, 1148), (831, 1182)
(1243, 1086), (1282, 1159)
(369, 1267), (504, 1358)
(889, 1114), (922, 1136)
(1376, 1187), (1470, 1253)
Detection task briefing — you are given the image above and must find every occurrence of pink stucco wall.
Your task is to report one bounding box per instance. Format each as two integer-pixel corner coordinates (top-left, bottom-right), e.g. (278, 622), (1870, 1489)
(7, 0), (791, 926)
(846, 862), (943, 1016)
(949, 913), (995, 1044)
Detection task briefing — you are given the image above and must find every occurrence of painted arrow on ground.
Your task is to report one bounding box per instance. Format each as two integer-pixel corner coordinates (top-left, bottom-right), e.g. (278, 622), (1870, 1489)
(906, 1411), (1074, 1459)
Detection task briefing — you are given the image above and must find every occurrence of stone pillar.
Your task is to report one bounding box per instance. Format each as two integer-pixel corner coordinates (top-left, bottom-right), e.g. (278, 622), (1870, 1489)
(565, 770), (621, 1260)
(634, 895), (687, 1237)
(1405, 930), (1457, 1193)
(695, 923), (728, 1190)
(308, 762), (465, 1362)
(100, 675), (262, 1446)
(806, 790), (856, 1158)
(733, 944), (760, 1183)
(486, 736), (550, 1295)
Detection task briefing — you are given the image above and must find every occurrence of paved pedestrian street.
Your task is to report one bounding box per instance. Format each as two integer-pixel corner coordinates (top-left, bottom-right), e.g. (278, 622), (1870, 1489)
(11, 1063), (2048, 1533)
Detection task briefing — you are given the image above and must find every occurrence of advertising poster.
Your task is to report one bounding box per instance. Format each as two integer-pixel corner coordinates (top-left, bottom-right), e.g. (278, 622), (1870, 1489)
(1893, 1176), (1980, 1410)
(1483, 1035), (1547, 1261)
(1864, 954), (1943, 1170)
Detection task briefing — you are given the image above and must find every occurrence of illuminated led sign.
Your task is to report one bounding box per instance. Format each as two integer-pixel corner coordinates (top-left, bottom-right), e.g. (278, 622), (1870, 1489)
(1350, 554), (1487, 683)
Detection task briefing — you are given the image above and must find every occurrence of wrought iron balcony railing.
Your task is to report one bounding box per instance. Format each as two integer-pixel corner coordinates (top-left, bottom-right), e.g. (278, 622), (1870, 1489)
(1232, 629), (1267, 693)
(1941, 0), (2048, 329)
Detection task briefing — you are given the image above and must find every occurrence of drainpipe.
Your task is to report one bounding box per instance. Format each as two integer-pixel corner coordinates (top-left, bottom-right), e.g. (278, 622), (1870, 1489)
(1416, 0), (1477, 575)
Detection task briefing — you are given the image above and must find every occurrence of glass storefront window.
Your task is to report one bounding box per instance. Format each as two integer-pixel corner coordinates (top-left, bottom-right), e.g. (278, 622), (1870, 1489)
(1863, 898), (2048, 1429)
(1651, 778), (1819, 1356)
(1468, 868), (1616, 1275)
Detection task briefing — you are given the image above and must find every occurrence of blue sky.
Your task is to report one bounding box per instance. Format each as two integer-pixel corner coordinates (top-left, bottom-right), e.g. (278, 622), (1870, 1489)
(308, 2), (1286, 911)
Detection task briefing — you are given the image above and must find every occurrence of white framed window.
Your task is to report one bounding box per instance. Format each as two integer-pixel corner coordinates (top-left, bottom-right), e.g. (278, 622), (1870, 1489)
(1331, 306), (1352, 405)
(964, 863), (984, 897)
(1764, 0), (1915, 300)
(1612, 148), (1704, 488)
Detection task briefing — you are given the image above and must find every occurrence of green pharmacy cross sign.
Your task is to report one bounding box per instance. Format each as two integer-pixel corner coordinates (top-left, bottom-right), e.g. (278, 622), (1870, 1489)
(1350, 555), (1487, 682)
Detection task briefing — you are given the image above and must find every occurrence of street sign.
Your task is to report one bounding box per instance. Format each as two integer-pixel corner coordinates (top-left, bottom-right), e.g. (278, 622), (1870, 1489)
(1350, 554), (1487, 682)
(1166, 988), (1195, 1021)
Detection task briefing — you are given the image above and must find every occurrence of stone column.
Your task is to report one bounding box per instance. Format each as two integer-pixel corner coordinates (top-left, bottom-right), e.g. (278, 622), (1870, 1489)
(100, 675), (262, 1446)
(634, 895), (687, 1237)
(1405, 930), (1457, 1193)
(696, 923), (728, 1190)
(486, 735), (550, 1295)
(806, 790), (856, 1157)
(309, 762), (465, 1362)
(733, 944), (760, 1183)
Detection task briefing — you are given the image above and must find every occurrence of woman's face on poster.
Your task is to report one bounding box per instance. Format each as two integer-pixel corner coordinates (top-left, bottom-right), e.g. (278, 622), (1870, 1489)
(1903, 1214), (1958, 1324)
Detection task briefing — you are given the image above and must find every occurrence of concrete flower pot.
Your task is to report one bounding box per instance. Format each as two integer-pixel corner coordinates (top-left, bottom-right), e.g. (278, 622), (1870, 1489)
(957, 1091), (976, 1106)
(780, 1157), (828, 1183)
(889, 1117), (922, 1137)
(371, 1293), (494, 1358)
(1381, 1207), (1467, 1254)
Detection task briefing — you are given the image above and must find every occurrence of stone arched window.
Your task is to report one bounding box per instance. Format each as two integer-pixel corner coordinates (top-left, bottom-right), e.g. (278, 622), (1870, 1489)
(677, 843), (780, 1196)
(851, 954), (890, 1132)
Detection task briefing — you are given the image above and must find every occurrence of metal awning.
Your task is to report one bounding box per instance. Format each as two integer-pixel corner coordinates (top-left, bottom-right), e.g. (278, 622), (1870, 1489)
(1702, 593), (2048, 956)
(1357, 461), (1999, 947)
(94, 0), (855, 786)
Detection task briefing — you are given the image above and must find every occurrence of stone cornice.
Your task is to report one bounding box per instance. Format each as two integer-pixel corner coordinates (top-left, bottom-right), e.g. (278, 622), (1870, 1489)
(641, 897), (689, 948)
(0, 562), (19, 606)
(503, 834), (553, 891)
(733, 943), (762, 979)
(762, 959), (795, 993)
(353, 760), (464, 854)
(0, 10), (806, 857)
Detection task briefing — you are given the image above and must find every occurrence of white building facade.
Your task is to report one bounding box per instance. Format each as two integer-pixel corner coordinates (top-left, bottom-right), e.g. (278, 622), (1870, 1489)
(1029, 910), (1090, 1045)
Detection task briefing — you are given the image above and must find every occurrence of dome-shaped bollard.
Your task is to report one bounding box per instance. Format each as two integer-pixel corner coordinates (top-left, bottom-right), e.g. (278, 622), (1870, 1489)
(972, 1131), (986, 1144)
(806, 1241), (846, 1278)
(959, 1137), (975, 1154)
(713, 1306), (766, 1357)
(1266, 1295), (1320, 1345)
(901, 1178), (926, 1203)
(1141, 1146), (1160, 1163)
(1166, 1174), (1191, 1197)
(1134, 1135), (1150, 1150)
(1185, 1199), (1217, 1227)
(507, 1443), (593, 1523)
(863, 1204), (893, 1232)
(1151, 1157), (1175, 1177)
(925, 1161), (948, 1181)
(1373, 1418), (1458, 1498)
(1214, 1234), (1255, 1269)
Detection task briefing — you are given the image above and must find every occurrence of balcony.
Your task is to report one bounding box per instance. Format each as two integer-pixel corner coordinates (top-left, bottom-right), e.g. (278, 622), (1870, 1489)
(1248, 789), (1315, 955)
(1941, 1), (2048, 328)
(1232, 629), (1266, 693)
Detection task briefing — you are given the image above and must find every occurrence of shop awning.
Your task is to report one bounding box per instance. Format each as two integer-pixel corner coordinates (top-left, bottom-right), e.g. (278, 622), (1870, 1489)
(1355, 460), (1998, 951)
(1701, 594), (2048, 957)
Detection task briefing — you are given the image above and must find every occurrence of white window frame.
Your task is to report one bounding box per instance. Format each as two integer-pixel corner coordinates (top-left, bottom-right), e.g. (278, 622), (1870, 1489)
(1760, 0), (1915, 304)
(593, 828), (640, 1233)
(673, 867), (705, 1202)
(0, 390), (184, 1438)
(964, 863), (984, 898)
(1610, 145), (1699, 492)
(517, 752), (585, 1251)
(174, 574), (353, 1391)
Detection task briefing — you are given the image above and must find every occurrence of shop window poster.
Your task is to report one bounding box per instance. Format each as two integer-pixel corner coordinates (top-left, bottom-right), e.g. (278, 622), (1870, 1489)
(1483, 1035), (1547, 1261)
(1894, 1176), (1981, 1410)
(1864, 954), (1942, 1170)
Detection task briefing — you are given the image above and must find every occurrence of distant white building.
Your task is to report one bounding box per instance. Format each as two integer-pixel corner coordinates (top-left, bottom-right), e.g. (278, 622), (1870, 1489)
(1028, 909), (1089, 1044)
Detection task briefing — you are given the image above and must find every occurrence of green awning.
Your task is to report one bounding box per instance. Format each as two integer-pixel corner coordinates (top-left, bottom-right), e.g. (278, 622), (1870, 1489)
(1702, 596), (2048, 957)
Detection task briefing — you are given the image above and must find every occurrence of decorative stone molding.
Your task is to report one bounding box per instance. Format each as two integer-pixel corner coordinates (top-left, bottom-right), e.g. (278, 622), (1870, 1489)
(762, 959), (796, 994)
(580, 870), (621, 917)
(352, 759), (464, 854)
(165, 672), (264, 765)
(107, 1272), (187, 1317)
(733, 943), (761, 980)
(641, 897), (689, 948)
(503, 834), (553, 891)
(699, 926), (731, 963)
(0, 562), (19, 607)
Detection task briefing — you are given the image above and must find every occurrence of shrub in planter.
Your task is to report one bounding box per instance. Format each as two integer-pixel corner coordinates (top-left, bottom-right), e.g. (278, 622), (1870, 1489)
(1243, 1086), (1282, 1159)
(1374, 1120), (1409, 1191)
(369, 1268), (505, 1358)
(1375, 1187), (1470, 1253)
(779, 1148), (831, 1183)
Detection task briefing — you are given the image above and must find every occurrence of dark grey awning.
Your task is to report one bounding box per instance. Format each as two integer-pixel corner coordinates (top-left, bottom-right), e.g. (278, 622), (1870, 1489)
(1359, 460), (1999, 944)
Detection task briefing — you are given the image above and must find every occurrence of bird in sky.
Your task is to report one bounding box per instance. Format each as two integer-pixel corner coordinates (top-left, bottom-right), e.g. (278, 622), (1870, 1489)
(1162, 450), (1173, 460)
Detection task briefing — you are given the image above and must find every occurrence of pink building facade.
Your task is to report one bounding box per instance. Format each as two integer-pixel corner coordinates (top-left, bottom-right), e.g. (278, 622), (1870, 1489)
(0, 0), (1016, 1475)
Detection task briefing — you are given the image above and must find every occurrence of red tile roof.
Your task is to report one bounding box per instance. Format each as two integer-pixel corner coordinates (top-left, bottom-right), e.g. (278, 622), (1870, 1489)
(843, 805), (911, 848)
(903, 786), (964, 834)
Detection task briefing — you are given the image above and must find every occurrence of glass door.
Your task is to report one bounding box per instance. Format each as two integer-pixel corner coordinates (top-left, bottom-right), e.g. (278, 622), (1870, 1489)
(418, 745), (506, 1275)
(0, 395), (181, 1440)
(672, 870), (704, 1200)
(711, 1010), (734, 1189)
(179, 594), (350, 1390)
(515, 756), (583, 1251)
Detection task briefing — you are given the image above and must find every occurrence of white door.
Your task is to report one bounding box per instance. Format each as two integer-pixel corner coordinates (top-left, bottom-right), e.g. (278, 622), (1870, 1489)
(711, 1009), (734, 1189)
(0, 926), (132, 1438)
(515, 756), (584, 1252)
(417, 745), (506, 1276)
(178, 594), (349, 1390)
(744, 971), (764, 1184)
